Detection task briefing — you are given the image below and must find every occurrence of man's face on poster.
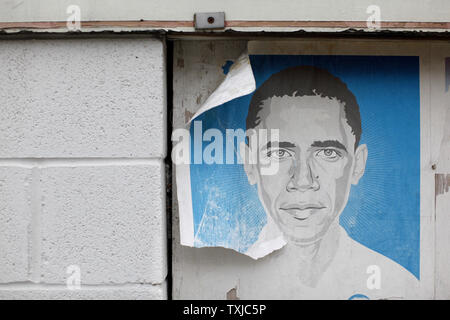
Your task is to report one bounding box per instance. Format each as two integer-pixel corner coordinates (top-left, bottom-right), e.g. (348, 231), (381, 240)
(243, 95), (367, 244)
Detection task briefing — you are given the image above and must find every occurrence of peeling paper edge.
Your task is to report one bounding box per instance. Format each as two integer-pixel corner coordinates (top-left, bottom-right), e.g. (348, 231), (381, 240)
(176, 49), (288, 258)
(188, 51), (256, 124)
(245, 235), (286, 260)
(176, 161), (194, 246)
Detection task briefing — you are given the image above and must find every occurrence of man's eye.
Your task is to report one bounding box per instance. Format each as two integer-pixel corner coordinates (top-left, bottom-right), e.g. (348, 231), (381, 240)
(267, 148), (292, 160)
(316, 149), (341, 161)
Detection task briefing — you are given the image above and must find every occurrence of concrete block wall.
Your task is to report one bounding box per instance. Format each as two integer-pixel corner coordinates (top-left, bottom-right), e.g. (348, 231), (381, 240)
(0, 38), (167, 299)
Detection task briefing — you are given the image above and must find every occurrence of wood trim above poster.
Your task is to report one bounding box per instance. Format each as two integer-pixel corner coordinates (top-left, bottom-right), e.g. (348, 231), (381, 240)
(1, 20), (450, 33)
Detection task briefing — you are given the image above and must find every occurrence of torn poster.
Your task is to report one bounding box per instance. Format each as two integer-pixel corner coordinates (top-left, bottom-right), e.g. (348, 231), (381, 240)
(173, 49), (421, 283)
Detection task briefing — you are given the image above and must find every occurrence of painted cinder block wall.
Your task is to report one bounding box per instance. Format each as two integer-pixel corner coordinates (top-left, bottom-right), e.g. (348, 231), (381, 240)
(0, 38), (168, 299)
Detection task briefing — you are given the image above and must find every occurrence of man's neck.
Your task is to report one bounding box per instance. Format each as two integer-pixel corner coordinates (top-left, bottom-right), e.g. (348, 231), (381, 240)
(287, 221), (340, 254)
(281, 221), (342, 286)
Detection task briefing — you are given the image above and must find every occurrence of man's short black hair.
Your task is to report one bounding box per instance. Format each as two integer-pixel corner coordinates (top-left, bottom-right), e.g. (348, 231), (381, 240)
(246, 65), (362, 149)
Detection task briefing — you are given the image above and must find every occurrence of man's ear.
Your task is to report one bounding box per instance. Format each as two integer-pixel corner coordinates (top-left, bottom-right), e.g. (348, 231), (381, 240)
(351, 144), (368, 185)
(239, 141), (258, 185)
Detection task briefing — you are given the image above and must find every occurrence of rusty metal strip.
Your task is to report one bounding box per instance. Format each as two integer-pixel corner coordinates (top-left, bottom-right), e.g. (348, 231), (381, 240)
(227, 21), (450, 29)
(0, 20), (194, 29)
(1, 20), (450, 30)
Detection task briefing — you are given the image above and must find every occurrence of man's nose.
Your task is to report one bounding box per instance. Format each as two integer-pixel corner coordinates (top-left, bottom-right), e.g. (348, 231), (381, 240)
(286, 158), (320, 192)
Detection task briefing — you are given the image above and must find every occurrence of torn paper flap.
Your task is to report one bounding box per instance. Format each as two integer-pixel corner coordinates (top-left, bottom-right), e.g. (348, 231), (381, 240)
(174, 49), (287, 259)
(189, 51), (256, 124)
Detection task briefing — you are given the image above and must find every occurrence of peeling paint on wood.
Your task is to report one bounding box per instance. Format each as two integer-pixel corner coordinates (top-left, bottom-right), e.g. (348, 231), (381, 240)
(226, 287), (240, 300)
(184, 110), (194, 124)
(435, 174), (450, 196)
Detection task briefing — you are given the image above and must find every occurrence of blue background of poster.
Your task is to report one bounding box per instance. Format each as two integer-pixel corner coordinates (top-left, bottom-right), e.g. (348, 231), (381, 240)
(189, 55), (420, 279)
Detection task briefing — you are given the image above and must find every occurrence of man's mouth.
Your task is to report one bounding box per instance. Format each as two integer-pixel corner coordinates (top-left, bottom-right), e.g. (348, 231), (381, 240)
(279, 204), (326, 220)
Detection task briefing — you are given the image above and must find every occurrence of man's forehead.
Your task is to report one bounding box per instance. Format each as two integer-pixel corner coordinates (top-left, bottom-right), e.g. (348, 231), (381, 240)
(254, 95), (355, 147)
(261, 95), (342, 120)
